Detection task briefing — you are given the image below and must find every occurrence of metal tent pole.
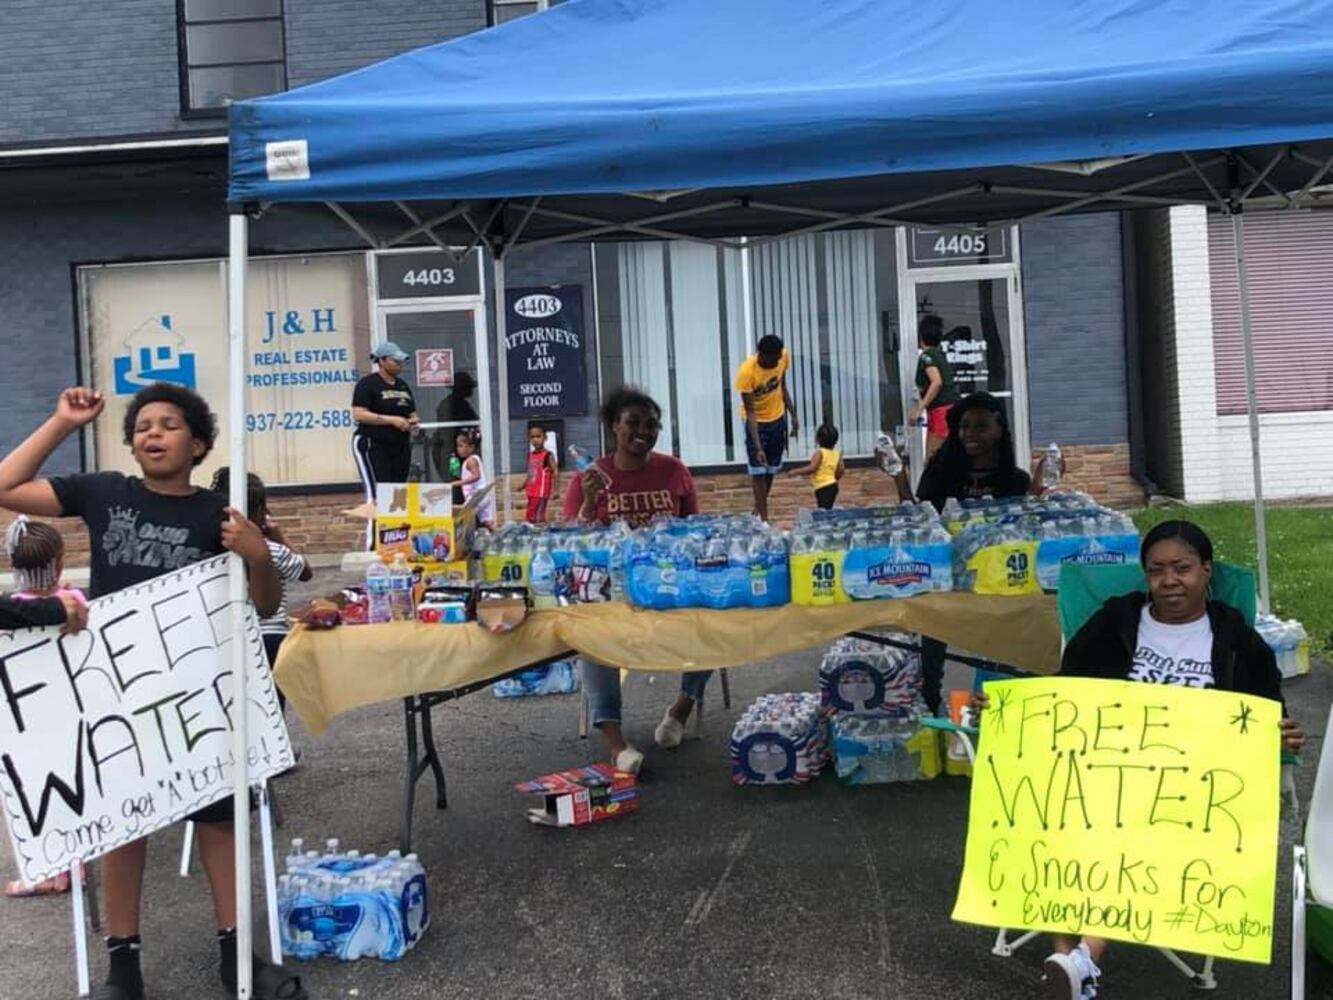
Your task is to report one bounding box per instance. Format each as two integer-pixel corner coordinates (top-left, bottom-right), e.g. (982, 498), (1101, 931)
(493, 254), (512, 524)
(1231, 210), (1271, 614)
(226, 209), (253, 999)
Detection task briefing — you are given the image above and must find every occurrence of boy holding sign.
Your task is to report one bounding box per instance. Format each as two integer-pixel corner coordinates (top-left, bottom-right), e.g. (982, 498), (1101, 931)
(967, 521), (1302, 999)
(0, 385), (295, 1000)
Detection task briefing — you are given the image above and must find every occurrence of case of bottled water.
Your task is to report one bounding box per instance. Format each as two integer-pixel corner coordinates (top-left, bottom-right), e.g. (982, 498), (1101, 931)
(817, 635), (927, 717)
(790, 503), (953, 603)
(277, 839), (429, 962)
(729, 693), (830, 785)
(623, 514), (791, 610)
(829, 713), (940, 784)
(950, 493), (1139, 594)
(476, 521), (632, 603)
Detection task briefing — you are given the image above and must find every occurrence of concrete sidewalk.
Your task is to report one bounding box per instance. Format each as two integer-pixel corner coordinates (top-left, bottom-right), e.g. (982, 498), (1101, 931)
(2, 570), (1329, 999)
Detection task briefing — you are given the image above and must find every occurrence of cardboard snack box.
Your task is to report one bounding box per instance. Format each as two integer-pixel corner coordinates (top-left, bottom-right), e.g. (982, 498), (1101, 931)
(515, 763), (639, 827)
(373, 481), (492, 566)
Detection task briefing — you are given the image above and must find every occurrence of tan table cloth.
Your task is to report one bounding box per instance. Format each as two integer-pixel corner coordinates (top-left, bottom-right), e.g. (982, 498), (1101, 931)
(275, 593), (1059, 734)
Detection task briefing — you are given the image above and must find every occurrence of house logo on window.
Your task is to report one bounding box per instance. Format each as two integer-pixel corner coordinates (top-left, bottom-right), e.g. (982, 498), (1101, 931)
(112, 315), (198, 394)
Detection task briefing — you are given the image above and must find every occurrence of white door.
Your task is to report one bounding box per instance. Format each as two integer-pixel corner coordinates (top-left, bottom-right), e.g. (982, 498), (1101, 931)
(895, 227), (1031, 486)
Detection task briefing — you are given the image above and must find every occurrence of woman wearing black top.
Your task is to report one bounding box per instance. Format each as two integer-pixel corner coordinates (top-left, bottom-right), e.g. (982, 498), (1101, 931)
(915, 392), (1052, 713)
(351, 340), (420, 495)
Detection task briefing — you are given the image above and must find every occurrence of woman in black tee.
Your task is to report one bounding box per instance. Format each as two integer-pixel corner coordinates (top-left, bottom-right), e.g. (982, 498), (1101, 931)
(351, 341), (419, 497)
(914, 392), (1048, 714)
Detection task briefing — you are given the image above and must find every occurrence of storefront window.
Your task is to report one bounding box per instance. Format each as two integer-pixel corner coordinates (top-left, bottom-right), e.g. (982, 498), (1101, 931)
(595, 232), (899, 465)
(79, 253), (371, 487)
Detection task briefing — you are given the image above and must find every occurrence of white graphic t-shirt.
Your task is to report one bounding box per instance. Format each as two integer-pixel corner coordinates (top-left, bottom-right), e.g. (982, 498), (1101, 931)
(1127, 605), (1215, 688)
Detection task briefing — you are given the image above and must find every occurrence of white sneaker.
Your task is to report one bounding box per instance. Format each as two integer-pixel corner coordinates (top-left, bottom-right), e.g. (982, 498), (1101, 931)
(655, 709), (686, 749)
(613, 746), (644, 775)
(1042, 945), (1100, 1000)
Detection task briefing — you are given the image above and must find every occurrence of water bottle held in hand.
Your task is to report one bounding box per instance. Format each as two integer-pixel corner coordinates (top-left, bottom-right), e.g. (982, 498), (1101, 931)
(567, 444), (594, 472)
(875, 432), (903, 476)
(1042, 442), (1063, 489)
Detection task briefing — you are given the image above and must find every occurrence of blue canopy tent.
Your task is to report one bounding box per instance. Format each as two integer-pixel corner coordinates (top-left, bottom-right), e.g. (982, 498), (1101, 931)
(221, 3), (1333, 981)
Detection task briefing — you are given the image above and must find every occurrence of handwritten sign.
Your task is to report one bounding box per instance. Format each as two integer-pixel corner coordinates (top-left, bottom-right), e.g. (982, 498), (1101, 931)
(953, 678), (1280, 963)
(0, 557), (293, 885)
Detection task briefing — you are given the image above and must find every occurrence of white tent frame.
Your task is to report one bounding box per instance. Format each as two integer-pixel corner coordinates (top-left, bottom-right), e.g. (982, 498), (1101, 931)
(221, 145), (1331, 994)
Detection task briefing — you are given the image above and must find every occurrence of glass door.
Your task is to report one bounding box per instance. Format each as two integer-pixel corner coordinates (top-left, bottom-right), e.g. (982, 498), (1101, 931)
(376, 305), (493, 487)
(895, 228), (1030, 487)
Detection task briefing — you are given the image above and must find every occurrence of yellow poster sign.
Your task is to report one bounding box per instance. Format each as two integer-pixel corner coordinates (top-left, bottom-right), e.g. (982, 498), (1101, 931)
(952, 677), (1281, 963)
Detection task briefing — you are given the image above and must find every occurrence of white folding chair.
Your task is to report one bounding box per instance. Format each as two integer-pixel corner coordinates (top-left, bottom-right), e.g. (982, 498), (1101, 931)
(1292, 706), (1333, 1000)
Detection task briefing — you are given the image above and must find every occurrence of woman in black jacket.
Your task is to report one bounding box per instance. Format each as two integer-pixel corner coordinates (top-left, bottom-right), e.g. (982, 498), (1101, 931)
(1001, 519), (1304, 1000)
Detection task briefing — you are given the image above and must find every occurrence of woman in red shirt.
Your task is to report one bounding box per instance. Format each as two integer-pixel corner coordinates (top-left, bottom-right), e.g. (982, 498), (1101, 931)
(564, 386), (708, 774)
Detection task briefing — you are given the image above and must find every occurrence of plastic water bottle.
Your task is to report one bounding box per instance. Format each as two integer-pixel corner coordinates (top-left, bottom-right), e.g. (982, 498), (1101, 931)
(388, 553), (415, 621)
(567, 444), (594, 471)
(530, 541), (557, 609)
(875, 432), (903, 476)
(365, 562), (392, 624)
(1042, 443), (1063, 489)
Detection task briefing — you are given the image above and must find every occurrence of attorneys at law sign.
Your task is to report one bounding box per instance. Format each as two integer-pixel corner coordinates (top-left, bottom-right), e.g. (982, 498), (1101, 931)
(504, 285), (588, 417)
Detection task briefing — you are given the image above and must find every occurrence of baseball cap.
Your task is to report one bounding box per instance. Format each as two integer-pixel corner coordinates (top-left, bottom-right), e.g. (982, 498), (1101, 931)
(371, 341), (409, 362)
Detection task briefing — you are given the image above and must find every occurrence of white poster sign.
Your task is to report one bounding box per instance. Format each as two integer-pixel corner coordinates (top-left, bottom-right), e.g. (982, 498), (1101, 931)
(0, 557), (293, 885)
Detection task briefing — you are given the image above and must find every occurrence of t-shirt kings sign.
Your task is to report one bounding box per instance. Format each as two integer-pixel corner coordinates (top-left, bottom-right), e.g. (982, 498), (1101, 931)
(505, 286), (588, 418)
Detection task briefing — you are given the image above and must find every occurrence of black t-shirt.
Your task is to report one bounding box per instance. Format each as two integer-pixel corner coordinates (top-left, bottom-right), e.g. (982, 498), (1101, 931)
(49, 472), (226, 598)
(915, 346), (959, 408)
(353, 374), (416, 445)
(916, 460), (1031, 513)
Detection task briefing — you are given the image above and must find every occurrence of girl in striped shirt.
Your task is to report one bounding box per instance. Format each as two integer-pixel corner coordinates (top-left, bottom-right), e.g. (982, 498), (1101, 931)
(211, 469), (312, 709)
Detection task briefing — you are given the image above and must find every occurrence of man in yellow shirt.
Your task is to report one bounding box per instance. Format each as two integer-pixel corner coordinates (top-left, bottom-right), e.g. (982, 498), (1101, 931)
(734, 334), (799, 521)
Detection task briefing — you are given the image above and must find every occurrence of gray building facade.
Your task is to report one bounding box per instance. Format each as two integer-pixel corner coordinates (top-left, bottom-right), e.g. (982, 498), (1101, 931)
(0, 0), (1142, 540)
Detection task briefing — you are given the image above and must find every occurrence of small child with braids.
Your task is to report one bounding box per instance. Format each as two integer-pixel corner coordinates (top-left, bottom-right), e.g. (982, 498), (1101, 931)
(3, 515), (85, 897)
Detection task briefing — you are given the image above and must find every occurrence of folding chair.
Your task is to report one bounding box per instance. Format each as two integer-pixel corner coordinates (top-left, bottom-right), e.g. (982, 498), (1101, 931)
(1291, 705), (1333, 1000)
(931, 560), (1292, 992)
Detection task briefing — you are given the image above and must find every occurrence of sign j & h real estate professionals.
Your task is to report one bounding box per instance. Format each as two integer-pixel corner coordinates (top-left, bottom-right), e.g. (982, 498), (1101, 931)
(83, 254), (371, 486)
(952, 677), (1280, 963)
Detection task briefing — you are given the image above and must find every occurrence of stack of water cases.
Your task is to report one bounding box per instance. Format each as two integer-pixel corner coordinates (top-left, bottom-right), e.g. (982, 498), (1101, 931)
(623, 514), (791, 610)
(730, 693), (830, 785)
(947, 492), (1140, 595)
(790, 503), (953, 605)
(278, 839), (429, 962)
(818, 636), (937, 784)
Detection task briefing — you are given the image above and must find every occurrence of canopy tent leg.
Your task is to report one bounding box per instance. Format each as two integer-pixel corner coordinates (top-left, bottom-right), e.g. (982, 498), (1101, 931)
(494, 254), (512, 524)
(226, 209), (254, 999)
(1230, 211), (1271, 614)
